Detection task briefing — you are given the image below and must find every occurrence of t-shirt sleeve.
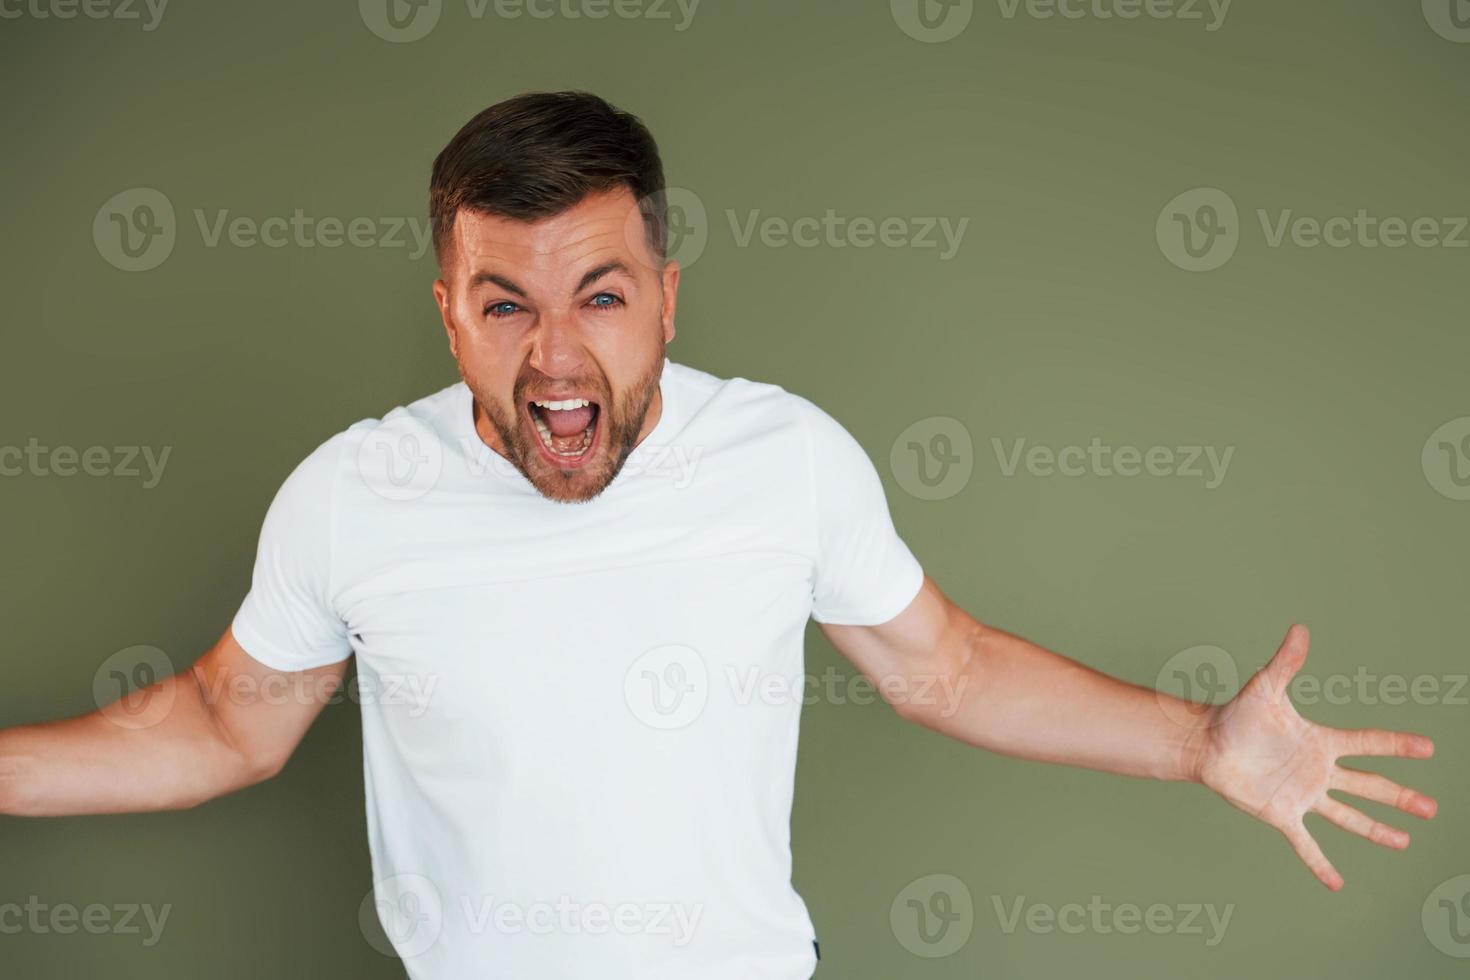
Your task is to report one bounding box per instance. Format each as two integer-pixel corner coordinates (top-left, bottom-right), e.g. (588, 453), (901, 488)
(801, 399), (926, 626)
(230, 432), (354, 671)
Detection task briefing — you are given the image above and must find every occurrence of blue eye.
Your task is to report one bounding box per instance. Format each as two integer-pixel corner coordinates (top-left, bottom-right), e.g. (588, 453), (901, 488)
(486, 301), (520, 318)
(588, 292), (623, 310)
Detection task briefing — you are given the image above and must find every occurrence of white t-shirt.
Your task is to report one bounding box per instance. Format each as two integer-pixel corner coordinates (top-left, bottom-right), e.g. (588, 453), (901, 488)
(232, 357), (925, 979)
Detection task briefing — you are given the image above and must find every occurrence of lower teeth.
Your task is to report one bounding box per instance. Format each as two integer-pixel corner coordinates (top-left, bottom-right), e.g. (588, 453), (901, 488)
(532, 416), (593, 457)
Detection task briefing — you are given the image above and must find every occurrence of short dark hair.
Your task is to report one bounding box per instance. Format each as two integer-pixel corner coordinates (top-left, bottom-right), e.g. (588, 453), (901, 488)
(429, 90), (668, 268)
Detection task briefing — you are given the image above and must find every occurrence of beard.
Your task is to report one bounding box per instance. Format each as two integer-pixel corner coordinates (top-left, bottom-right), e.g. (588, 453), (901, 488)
(464, 349), (664, 504)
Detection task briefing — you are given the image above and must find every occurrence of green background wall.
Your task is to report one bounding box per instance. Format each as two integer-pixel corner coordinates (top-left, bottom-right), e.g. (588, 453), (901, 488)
(1, 1), (1466, 976)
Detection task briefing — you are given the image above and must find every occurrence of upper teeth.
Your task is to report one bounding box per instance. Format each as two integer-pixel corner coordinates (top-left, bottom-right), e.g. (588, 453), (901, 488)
(533, 398), (590, 411)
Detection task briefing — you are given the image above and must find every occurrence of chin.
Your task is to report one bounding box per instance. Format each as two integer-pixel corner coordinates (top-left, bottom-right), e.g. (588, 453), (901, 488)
(523, 455), (619, 503)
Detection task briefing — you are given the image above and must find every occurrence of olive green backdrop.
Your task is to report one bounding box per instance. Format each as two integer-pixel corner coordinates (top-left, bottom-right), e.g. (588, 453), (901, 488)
(1, 0), (1466, 977)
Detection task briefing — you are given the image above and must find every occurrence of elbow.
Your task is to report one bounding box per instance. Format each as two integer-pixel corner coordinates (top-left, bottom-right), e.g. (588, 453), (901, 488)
(182, 753), (284, 810)
(185, 745), (287, 809)
(890, 699), (930, 727)
(236, 747), (289, 789)
(892, 620), (983, 728)
(886, 667), (968, 728)
(890, 685), (967, 728)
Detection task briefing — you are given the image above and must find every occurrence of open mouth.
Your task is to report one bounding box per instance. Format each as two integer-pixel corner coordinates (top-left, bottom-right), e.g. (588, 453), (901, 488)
(525, 396), (602, 468)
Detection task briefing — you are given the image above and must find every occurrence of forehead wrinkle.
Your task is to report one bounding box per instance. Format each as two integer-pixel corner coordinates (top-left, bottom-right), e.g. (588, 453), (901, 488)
(526, 221), (630, 261)
(504, 247), (637, 295)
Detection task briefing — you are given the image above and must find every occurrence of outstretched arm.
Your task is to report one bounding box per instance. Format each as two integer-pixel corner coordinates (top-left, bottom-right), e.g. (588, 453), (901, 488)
(820, 575), (1437, 890)
(0, 628), (346, 817)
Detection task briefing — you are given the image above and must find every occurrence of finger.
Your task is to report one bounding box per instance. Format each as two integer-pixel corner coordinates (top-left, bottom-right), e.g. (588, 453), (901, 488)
(1330, 766), (1438, 819)
(1261, 624), (1310, 699)
(1281, 822), (1344, 891)
(1314, 797), (1410, 850)
(1334, 727), (1435, 760)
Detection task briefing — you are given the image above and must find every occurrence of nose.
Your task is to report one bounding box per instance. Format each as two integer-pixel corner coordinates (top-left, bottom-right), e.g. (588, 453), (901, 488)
(527, 309), (587, 379)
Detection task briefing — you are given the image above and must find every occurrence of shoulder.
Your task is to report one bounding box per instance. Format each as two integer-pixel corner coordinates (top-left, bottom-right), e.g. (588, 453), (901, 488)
(272, 380), (468, 503)
(663, 358), (835, 436)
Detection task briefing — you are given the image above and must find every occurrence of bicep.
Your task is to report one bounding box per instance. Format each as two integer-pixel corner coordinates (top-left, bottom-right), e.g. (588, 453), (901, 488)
(192, 627), (349, 776)
(818, 575), (972, 705)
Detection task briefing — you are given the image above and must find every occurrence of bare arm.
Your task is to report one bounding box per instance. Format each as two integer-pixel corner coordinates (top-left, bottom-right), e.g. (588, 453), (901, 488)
(0, 628), (347, 817)
(822, 575), (1438, 889)
(823, 575), (1211, 779)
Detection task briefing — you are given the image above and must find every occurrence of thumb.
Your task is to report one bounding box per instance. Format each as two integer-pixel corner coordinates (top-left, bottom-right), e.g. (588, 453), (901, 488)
(1260, 623), (1310, 699)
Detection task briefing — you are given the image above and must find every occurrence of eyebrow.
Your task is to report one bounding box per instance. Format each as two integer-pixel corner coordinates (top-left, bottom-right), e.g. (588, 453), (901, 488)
(467, 261), (631, 298)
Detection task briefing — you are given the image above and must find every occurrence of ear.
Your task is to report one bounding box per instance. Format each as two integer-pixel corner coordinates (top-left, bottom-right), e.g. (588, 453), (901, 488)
(660, 260), (680, 344)
(433, 277), (459, 358)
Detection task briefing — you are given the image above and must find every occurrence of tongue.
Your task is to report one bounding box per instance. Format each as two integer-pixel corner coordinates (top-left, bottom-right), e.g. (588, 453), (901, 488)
(545, 405), (593, 438)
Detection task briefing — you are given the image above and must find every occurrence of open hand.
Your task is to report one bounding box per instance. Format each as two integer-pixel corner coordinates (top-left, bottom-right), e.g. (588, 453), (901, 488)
(1193, 625), (1437, 890)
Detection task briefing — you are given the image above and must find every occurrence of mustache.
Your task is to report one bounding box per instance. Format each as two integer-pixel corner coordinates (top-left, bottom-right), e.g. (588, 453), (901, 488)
(514, 375), (609, 404)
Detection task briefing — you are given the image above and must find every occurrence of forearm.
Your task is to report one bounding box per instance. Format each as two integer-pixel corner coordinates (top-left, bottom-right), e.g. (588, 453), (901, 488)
(907, 618), (1217, 782)
(0, 668), (267, 817)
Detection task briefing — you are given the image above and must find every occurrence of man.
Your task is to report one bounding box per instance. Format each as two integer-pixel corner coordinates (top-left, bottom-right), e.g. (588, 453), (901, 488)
(0, 91), (1438, 978)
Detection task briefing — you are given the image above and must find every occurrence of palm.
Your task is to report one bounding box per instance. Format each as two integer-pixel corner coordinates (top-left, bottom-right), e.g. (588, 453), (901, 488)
(1195, 625), (1437, 891)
